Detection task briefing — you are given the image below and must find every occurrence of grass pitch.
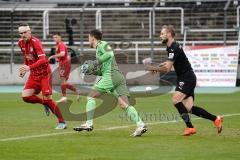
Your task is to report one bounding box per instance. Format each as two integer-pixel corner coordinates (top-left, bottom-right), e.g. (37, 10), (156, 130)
(0, 92), (240, 160)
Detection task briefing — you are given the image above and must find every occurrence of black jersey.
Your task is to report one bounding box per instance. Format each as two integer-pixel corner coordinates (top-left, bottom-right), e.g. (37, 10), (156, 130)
(167, 41), (193, 77)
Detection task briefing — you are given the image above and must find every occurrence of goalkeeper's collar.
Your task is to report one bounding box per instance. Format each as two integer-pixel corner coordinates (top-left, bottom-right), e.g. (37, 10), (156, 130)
(96, 40), (102, 49)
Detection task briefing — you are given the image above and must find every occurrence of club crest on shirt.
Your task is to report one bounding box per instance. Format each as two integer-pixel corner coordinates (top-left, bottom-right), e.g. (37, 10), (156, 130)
(168, 52), (174, 59)
(30, 47), (33, 53)
(178, 81), (184, 90)
(104, 44), (112, 52)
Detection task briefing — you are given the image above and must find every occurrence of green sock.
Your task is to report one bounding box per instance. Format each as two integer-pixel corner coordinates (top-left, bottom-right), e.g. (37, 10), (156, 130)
(126, 106), (144, 127)
(86, 97), (96, 125)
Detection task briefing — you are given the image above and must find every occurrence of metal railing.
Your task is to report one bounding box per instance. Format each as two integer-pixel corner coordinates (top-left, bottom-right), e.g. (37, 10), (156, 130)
(0, 41), (166, 64)
(1, 39), (239, 65)
(0, 5), (239, 67)
(237, 6), (240, 27)
(183, 28), (240, 53)
(42, 7), (184, 40)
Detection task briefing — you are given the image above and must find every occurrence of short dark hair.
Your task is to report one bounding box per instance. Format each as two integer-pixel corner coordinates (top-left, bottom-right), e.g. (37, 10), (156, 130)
(89, 29), (102, 40)
(162, 25), (175, 37)
(52, 32), (61, 37)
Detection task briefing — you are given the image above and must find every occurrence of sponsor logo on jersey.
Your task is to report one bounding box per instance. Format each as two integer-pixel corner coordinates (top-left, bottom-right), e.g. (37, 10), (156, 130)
(169, 52), (174, 59)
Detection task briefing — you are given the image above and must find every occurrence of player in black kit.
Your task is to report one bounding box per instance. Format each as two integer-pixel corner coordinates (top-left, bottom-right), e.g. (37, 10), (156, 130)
(146, 25), (223, 136)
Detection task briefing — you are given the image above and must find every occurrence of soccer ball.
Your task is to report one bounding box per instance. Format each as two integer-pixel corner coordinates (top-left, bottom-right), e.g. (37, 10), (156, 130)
(142, 57), (152, 65)
(145, 86), (152, 93)
(81, 60), (102, 76)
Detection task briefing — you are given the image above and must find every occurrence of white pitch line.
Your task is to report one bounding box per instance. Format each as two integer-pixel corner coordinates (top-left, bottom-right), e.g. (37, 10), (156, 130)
(0, 131), (74, 142)
(1, 113), (240, 142)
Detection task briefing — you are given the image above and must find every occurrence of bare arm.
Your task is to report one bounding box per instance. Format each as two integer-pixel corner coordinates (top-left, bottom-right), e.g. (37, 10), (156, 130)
(145, 60), (174, 74)
(49, 51), (65, 60)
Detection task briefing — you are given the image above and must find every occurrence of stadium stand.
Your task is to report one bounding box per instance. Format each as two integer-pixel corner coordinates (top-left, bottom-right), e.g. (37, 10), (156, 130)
(0, 0), (239, 64)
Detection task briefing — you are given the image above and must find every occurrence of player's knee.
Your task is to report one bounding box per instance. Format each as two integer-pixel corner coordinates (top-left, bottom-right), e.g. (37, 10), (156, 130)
(87, 96), (95, 102)
(88, 92), (99, 98)
(22, 96), (33, 103)
(22, 96), (29, 103)
(60, 76), (66, 82)
(118, 95), (129, 109)
(118, 100), (129, 109)
(61, 82), (67, 86)
(43, 95), (51, 100)
(119, 102), (127, 109)
(172, 95), (182, 105)
(87, 96), (96, 107)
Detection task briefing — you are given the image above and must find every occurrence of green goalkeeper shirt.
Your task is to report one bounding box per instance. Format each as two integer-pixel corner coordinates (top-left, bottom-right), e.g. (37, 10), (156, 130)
(96, 41), (121, 78)
(94, 41), (129, 96)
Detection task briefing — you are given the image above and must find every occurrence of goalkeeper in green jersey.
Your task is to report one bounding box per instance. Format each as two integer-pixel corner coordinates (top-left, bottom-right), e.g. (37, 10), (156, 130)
(73, 29), (147, 137)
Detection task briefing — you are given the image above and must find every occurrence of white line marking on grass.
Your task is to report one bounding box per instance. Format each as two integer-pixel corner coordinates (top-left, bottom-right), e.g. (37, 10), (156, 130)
(0, 131), (74, 142)
(1, 113), (240, 142)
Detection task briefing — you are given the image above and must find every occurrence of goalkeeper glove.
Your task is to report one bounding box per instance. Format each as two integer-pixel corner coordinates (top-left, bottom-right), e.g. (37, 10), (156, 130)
(81, 60), (100, 75)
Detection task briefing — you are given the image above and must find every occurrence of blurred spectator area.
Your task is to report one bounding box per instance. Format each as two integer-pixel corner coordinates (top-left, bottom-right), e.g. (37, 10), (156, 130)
(0, 0), (239, 64)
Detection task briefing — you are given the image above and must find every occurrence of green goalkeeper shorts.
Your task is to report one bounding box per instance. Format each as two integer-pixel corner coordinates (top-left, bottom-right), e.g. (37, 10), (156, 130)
(94, 71), (130, 97)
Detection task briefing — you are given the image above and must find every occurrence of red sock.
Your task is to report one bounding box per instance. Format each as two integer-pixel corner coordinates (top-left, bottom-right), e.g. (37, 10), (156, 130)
(65, 83), (77, 93)
(61, 84), (67, 97)
(22, 95), (43, 104)
(43, 99), (65, 123)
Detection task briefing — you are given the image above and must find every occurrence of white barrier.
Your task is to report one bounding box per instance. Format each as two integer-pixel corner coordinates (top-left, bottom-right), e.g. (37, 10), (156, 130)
(0, 64), (86, 85)
(0, 64), (159, 85)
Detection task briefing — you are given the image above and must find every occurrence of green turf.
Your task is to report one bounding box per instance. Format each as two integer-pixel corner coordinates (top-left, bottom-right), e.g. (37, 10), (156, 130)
(0, 92), (240, 160)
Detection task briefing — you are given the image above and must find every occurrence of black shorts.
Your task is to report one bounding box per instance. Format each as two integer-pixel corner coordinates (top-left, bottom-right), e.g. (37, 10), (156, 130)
(175, 70), (196, 100)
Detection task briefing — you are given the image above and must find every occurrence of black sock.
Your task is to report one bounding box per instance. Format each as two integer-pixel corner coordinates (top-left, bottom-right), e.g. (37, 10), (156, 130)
(175, 102), (194, 128)
(191, 106), (217, 122)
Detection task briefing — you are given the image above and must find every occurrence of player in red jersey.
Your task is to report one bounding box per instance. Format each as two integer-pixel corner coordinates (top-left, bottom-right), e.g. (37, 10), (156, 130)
(18, 23), (67, 129)
(49, 32), (79, 103)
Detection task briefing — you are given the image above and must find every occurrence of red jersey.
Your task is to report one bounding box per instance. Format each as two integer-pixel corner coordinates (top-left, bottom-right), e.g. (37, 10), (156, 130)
(55, 42), (69, 64)
(18, 36), (51, 78)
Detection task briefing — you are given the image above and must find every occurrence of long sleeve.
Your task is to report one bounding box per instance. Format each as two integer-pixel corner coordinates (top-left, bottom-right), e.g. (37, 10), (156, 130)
(97, 43), (113, 63)
(29, 55), (48, 69)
